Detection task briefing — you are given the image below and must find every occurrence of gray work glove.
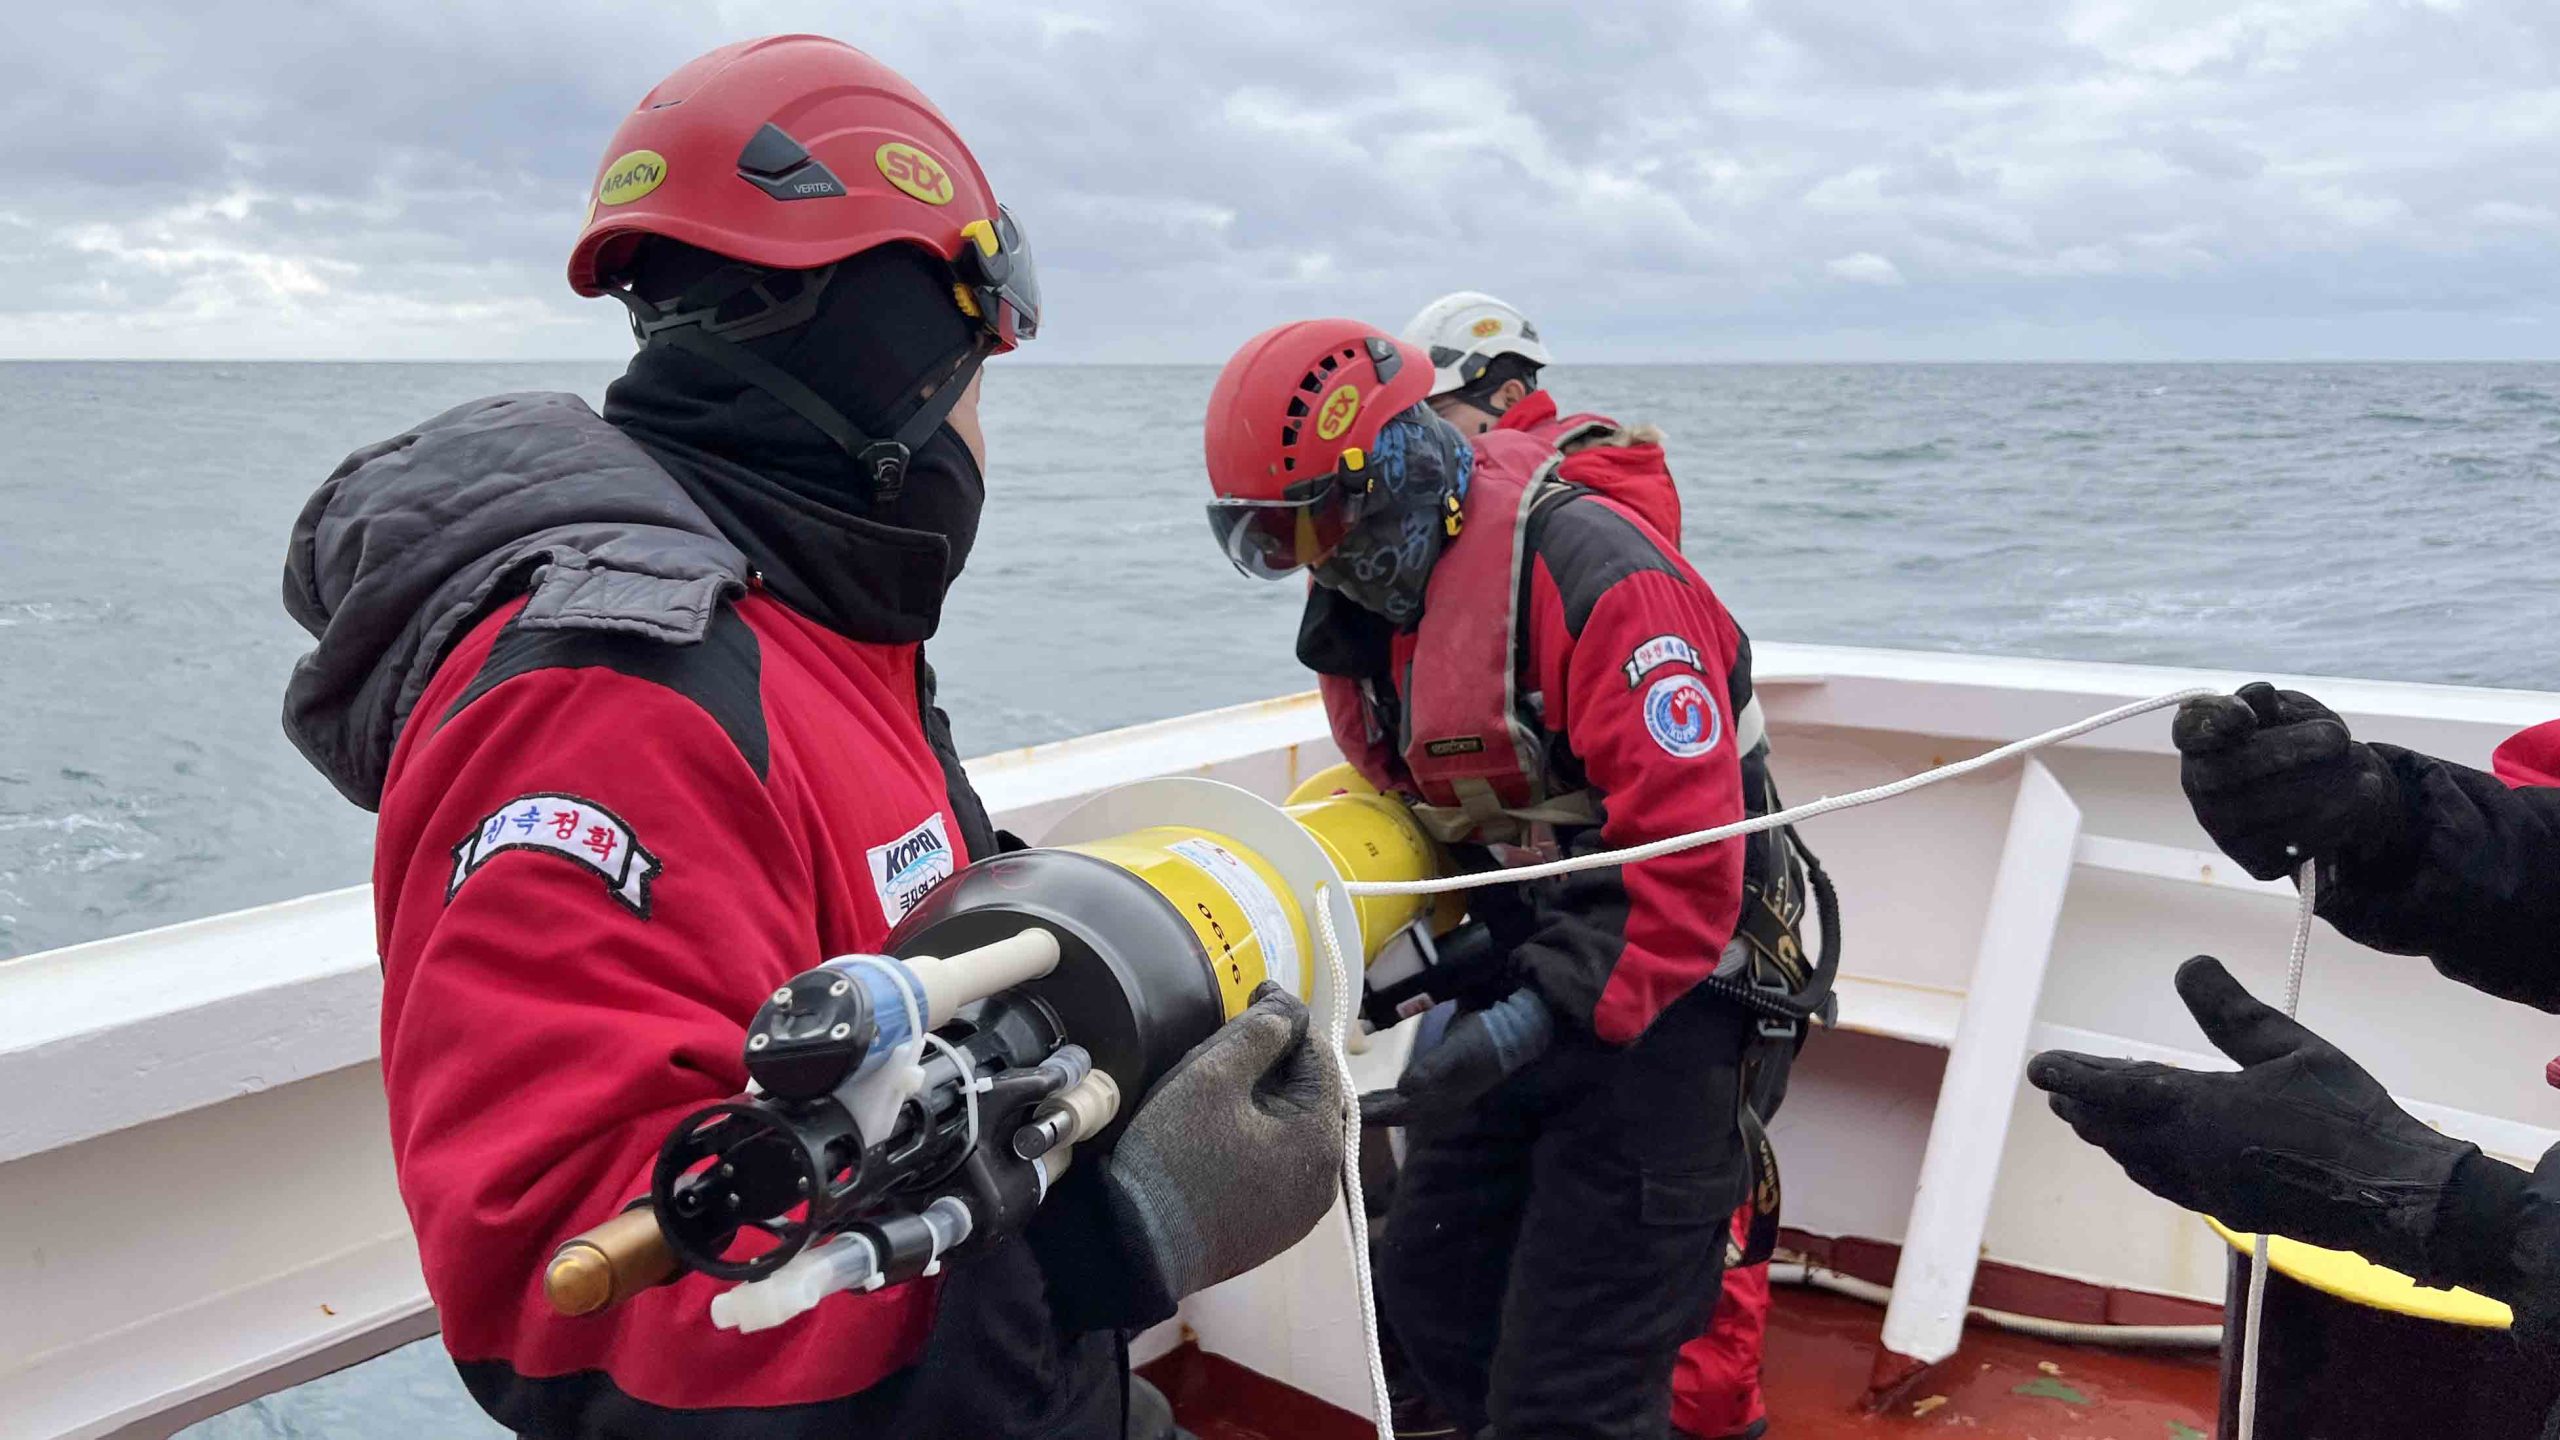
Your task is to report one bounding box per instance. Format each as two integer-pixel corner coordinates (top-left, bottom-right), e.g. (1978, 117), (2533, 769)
(1091, 980), (1346, 1328)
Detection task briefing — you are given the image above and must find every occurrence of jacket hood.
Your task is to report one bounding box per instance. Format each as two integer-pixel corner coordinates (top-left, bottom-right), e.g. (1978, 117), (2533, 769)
(1498, 390), (1682, 544)
(281, 391), (750, 810)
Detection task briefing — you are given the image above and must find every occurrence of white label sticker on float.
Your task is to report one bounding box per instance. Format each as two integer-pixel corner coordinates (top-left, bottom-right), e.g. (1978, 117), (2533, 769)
(1168, 836), (1304, 1006)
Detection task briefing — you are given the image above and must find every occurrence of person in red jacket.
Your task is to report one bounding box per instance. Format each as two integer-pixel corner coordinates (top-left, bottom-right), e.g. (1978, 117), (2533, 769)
(1399, 292), (1776, 1440)
(1202, 319), (1826, 1440)
(1401, 290), (1684, 544)
(281, 37), (1341, 1440)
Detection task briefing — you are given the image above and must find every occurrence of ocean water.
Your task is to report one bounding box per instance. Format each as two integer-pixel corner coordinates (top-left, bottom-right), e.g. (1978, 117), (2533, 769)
(7, 360), (2557, 967)
(1, 360), (2554, 1434)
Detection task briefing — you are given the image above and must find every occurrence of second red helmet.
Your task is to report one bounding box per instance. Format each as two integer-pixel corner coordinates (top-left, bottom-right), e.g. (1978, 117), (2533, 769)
(1203, 318), (1435, 578)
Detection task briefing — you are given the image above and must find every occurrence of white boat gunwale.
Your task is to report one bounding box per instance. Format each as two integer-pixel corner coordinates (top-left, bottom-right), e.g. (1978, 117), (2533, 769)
(6, 641), (2554, 1438)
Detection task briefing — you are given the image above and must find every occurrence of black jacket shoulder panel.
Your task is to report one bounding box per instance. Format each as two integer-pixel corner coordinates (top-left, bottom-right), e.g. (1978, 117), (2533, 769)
(1526, 490), (1685, 634)
(442, 605), (769, 781)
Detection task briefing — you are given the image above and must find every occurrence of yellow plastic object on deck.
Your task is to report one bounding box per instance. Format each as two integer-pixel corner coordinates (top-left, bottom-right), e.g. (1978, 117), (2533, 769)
(2206, 1217), (2513, 1328)
(1283, 763), (1452, 946)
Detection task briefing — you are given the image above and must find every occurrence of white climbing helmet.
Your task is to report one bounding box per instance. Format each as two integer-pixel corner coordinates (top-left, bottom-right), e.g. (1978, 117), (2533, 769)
(1399, 291), (1553, 398)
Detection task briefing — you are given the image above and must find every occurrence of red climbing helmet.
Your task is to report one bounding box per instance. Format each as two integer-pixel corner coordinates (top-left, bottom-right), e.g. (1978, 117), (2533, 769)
(1202, 318), (1435, 578)
(567, 34), (1038, 352)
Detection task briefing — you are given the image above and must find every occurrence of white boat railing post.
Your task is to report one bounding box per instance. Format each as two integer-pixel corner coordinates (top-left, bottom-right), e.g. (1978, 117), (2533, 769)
(1873, 758), (2082, 1395)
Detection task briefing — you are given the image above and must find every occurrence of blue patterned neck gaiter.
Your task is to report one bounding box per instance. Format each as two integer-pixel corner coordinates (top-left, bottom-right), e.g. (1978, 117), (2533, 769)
(1310, 405), (1473, 625)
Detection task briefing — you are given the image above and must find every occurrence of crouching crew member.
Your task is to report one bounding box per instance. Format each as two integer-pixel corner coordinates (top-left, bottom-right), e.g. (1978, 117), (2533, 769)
(1402, 288), (1786, 1440)
(1201, 318), (1833, 1440)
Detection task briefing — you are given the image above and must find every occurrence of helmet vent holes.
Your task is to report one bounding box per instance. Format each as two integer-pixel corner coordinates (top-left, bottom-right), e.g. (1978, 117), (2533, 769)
(1285, 397), (1309, 418)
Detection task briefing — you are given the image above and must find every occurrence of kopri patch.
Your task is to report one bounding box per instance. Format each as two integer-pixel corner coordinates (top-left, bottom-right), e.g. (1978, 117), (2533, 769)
(867, 813), (957, 922)
(1642, 673), (1724, 759)
(450, 793), (660, 916)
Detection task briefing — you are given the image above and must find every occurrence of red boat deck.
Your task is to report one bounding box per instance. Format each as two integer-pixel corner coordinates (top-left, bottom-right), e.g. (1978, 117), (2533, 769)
(1144, 1285), (2221, 1439)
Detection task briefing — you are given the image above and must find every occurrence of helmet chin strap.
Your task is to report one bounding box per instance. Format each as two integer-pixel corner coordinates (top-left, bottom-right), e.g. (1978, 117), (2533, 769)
(615, 265), (990, 509)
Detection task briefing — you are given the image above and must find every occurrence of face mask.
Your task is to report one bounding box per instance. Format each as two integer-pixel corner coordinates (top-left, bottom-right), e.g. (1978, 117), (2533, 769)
(1310, 407), (1472, 624)
(879, 422), (986, 583)
(743, 246), (988, 583)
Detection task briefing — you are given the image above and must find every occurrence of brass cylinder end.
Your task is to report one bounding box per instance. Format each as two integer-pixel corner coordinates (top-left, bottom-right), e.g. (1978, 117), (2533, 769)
(546, 1245), (618, 1316)
(544, 1208), (677, 1317)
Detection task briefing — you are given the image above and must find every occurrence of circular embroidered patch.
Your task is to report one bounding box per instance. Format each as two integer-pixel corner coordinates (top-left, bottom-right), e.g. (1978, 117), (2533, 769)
(1643, 673), (1724, 759)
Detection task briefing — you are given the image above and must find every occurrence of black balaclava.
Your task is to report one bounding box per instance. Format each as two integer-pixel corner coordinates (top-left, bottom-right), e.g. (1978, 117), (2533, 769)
(1309, 405), (1474, 626)
(604, 241), (987, 637)
(1449, 353), (1540, 417)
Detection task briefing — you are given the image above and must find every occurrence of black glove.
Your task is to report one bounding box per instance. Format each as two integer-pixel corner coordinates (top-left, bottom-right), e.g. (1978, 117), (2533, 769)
(2027, 955), (2477, 1284)
(2174, 681), (2404, 882)
(895, 1233), (1121, 1440)
(1071, 981), (1345, 1330)
(1360, 986), (1555, 1129)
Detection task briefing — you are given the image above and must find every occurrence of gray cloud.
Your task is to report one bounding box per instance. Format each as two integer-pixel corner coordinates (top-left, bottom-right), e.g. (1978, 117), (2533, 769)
(4, 0), (2560, 359)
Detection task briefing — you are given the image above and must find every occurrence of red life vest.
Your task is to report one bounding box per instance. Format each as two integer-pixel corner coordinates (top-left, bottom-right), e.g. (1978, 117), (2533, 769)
(1318, 429), (1597, 842)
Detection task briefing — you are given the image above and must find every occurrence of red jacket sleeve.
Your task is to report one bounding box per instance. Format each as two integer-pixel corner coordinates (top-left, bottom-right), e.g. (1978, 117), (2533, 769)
(371, 616), (937, 1418)
(1515, 531), (1749, 1045)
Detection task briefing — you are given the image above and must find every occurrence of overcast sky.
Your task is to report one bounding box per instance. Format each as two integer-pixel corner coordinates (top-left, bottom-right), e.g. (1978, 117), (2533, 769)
(7, 0), (2560, 362)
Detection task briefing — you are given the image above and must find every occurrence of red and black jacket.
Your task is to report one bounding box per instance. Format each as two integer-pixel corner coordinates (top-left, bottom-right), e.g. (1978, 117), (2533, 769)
(283, 360), (1117, 1439)
(381, 588), (1004, 1433)
(1302, 442), (1765, 1045)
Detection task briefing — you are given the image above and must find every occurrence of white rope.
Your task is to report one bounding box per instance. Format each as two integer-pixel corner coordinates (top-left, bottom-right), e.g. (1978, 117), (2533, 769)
(1315, 886), (1398, 1440)
(1343, 686), (2223, 898)
(1302, 682), (2311, 1439)
(2238, 862), (2319, 1440)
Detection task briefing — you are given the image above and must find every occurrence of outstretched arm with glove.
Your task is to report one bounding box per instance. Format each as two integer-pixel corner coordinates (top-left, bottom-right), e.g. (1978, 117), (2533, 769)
(2178, 681), (2560, 1010)
(2028, 956), (2560, 1356)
